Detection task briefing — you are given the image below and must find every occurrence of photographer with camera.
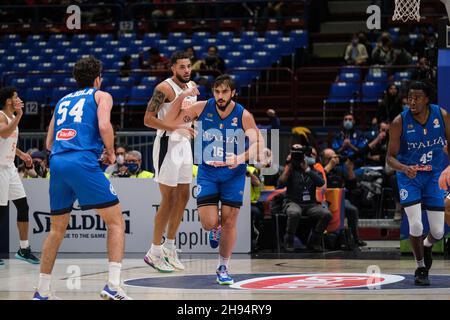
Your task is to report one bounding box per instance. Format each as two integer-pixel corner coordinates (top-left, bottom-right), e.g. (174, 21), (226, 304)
(277, 144), (332, 252)
(322, 148), (366, 247)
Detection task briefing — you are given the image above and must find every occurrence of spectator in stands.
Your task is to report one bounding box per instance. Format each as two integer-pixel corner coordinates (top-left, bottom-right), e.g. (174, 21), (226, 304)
(114, 150), (154, 178)
(411, 57), (436, 84)
(278, 144), (332, 252)
(413, 27), (429, 57)
(185, 46), (198, 66)
(248, 165), (264, 251)
(193, 46), (226, 73)
(332, 113), (367, 162)
(321, 148), (366, 247)
(424, 34), (438, 68)
(372, 33), (394, 65)
(358, 31), (372, 63)
(262, 1), (284, 19)
(20, 150), (50, 179)
(364, 121), (389, 167)
(373, 83), (403, 124)
(344, 33), (369, 66)
(119, 55), (132, 78)
(106, 145), (128, 176)
(258, 108), (281, 130)
(392, 40), (413, 72)
(139, 47), (170, 70)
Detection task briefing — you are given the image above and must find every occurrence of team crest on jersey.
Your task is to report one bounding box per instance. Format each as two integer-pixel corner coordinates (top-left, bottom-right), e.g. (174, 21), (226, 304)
(407, 124), (414, 129)
(56, 129), (77, 141)
(423, 128), (428, 135)
(207, 113), (213, 118)
(109, 184), (117, 196)
(400, 189), (408, 201)
(434, 118), (440, 128)
(219, 123), (224, 129)
(231, 117), (238, 127)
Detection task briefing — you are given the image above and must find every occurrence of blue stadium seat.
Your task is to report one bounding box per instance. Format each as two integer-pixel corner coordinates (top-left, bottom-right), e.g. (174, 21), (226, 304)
(156, 39), (170, 48)
(216, 31), (234, 43)
(129, 39), (147, 53)
(48, 34), (67, 46)
(197, 85), (207, 100)
(107, 86), (129, 104)
(261, 44), (282, 59)
(178, 38), (193, 49)
(327, 82), (360, 103)
(100, 54), (119, 69)
(252, 37), (267, 51)
(51, 55), (66, 69)
(241, 31), (258, 43)
(63, 77), (77, 87)
(28, 40), (48, 52)
(37, 77), (56, 87)
(202, 38), (219, 48)
(265, 30), (283, 43)
(101, 74), (115, 88)
(95, 33), (114, 46)
(228, 38), (244, 51)
(224, 58), (238, 70)
(79, 40), (95, 52)
(225, 51), (245, 62)
(216, 44), (229, 53)
(361, 82), (384, 103)
(142, 33), (161, 46)
(17, 48), (32, 59)
(192, 45), (206, 55)
(0, 48), (6, 56)
(26, 87), (51, 103)
(37, 62), (55, 72)
(13, 62), (29, 73)
(168, 32), (186, 43)
(140, 76), (159, 88)
(160, 46), (180, 58)
(65, 48), (82, 60)
(4, 34), (21, 46)
(192, 32), (211, 45)
(240, 59), (260, 78)
(90, 47), (106, 57)
(278, 37), (295, 55)
(252, 51), (271, 67)
(63, 61), (76, 72)
(393, 71), (412, 81)
(366, 69), (388, 82)
(340, 66), (361, 75)
(128, 85), (150, 106)
(27, 34), (44, 43)
(290, 30), (308, 48)
(10, 78), (28, 89)
(115, 76), (137, 87)
(2, 55), (17, 67)
(72, 34), (90, 43)
(8, 42), (26, 52)
(116, 47), (131, 57)
(237, 44), (254, 58)
(51, 87), (72, 105)
(26, 56), (42, 68)
(339, 72), (360, 82)
(119, 33), (136, 47)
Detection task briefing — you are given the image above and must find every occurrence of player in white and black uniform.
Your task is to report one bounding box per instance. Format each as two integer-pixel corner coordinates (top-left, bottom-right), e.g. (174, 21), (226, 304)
(0, 86), (40, 265)
(143, 51), (197, 272)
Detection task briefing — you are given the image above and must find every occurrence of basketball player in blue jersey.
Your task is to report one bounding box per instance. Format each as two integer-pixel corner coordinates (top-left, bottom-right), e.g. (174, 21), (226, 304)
(387, 81), (450, 286)
(34, 57), (131, 300)
(164, 74), (267, 285)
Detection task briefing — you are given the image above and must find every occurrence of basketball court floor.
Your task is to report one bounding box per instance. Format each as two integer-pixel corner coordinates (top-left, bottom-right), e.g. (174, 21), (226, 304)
(2, 242), (450, 300)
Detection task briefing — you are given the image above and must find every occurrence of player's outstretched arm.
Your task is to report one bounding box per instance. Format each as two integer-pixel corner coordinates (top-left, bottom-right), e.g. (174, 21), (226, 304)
(164, 86), (206, 127)
(438, 108), (450, 190)
(387, 115), (416, 179)
(96, 91), (115, 164)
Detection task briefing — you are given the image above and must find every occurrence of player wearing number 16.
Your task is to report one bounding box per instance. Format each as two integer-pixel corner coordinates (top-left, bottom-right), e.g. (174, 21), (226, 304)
(34, 57), (131, 300)
(387, 81), (450, 287)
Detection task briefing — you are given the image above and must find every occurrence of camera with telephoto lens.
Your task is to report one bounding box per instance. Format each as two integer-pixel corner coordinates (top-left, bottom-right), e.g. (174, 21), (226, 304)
(290, 145), (312, 169)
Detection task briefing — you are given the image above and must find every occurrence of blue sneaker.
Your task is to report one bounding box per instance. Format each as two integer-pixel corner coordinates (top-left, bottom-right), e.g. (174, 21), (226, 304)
(209, 225), (221, 249)
(32, 290), (60, 300)
(216, 265), (234, 285)
(15, 247), (40, 264)
(100, 284), (132, 300)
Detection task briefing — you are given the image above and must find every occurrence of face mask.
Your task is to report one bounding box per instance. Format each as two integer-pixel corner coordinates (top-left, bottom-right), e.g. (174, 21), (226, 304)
(126, 163), (139, 174)
(117, 155), (124, 165)
(343, 120), (353, 130)
(305, 156), (316, 166)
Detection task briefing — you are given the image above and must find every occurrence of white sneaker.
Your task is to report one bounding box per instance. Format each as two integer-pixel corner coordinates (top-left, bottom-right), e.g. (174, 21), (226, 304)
(144, 253), (174, 273)
(100, 284), (133, 300)
(162, 246), (185, 270)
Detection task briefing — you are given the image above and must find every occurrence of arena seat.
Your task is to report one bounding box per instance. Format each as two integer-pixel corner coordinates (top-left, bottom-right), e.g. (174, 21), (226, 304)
(327, 82), (360, 103)
(361, 82), (384, 103)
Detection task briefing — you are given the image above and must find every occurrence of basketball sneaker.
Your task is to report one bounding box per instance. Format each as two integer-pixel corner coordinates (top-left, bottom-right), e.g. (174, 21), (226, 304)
(15, 246), (40, 264)
(216, 265), (234, 285)
(162, 246), (185, 270)
(209, 225), (221, 249)
(414, 267), (430, 286)
(424, 246), (433, 270)
(32, 289), (61, 300)
(0, 259), (4, 265)
(100, 284), (132, 300)
(144, 253), (174, 273)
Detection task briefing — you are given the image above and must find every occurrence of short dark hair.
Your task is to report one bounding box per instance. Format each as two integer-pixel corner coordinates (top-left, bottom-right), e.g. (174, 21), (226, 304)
(408, 81), (432, 98)
(213, 74), (236, 91)
(170, 51), (191, 66)
(343, 112), (354, 119)
(0, 86), (17, 108)
(73, 56), (102, 88)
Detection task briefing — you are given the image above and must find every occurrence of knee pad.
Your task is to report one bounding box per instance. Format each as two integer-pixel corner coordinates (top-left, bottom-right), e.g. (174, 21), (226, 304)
(13, 197), (29, 222)
(404, 204), (423, 237)
(427, 211), (445, 240)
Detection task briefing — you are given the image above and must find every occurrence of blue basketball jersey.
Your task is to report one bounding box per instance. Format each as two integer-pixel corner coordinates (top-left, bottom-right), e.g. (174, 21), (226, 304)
(397, 104), (446, 172)
(51, 87), (103, 158)
(194, 99), (248, 169)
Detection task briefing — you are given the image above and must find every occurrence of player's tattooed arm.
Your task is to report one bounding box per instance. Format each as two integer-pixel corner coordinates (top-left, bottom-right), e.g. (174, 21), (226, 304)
(146, 89), (166, 113)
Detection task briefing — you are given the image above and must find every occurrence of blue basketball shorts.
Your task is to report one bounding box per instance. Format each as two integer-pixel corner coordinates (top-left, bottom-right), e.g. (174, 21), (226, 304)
(49, 151), (119, 215)
(396, 170), (445, 210)
(196, 164), (246, 208)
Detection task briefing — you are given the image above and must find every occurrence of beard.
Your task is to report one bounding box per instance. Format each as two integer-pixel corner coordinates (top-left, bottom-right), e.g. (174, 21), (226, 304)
(176, 73), (190, 84)
(216, 97), (233, 111)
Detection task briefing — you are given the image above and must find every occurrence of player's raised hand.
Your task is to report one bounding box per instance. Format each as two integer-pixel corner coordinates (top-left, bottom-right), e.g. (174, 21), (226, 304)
(403, 165), (417, 179)
(439, 165), (450, 190)
(14, 97), (24, 116)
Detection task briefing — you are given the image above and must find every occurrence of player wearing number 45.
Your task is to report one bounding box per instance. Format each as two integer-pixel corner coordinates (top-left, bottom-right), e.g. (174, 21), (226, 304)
(387, 81), (450, 287)
(164, 74), (270, 285)
(34, 56), (131, 300)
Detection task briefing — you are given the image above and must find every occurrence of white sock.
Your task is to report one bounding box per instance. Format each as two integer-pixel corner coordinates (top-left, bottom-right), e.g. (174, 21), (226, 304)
(20, 240), (29, 249)
(417, 259), (425, 268)
(150, 244), (162, 257)
(108, 262), (122, 289)
(38, 273), (51, 295)
(164, 239), (175, 250)
(423, 237), (433, 248)
(218, 255), (230, 269)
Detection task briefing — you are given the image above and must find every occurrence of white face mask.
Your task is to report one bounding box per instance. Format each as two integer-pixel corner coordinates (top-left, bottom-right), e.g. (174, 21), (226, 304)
(117, 155), (125, 165)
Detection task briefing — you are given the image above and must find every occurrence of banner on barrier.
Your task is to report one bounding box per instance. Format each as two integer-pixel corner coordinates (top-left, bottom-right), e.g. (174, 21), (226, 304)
(9, 179), (251, 253)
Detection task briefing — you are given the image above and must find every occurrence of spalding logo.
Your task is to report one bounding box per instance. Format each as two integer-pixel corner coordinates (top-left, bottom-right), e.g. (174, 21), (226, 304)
(56, 129), (77, 141)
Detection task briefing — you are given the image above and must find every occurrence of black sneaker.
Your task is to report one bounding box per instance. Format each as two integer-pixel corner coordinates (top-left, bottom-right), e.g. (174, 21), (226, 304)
(414, 267), (430, 286)
(356, 240), (367, 247)
(15, 247), (40, 265)
(424, 246), (433, 271)
(284, 234), (295, 252)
